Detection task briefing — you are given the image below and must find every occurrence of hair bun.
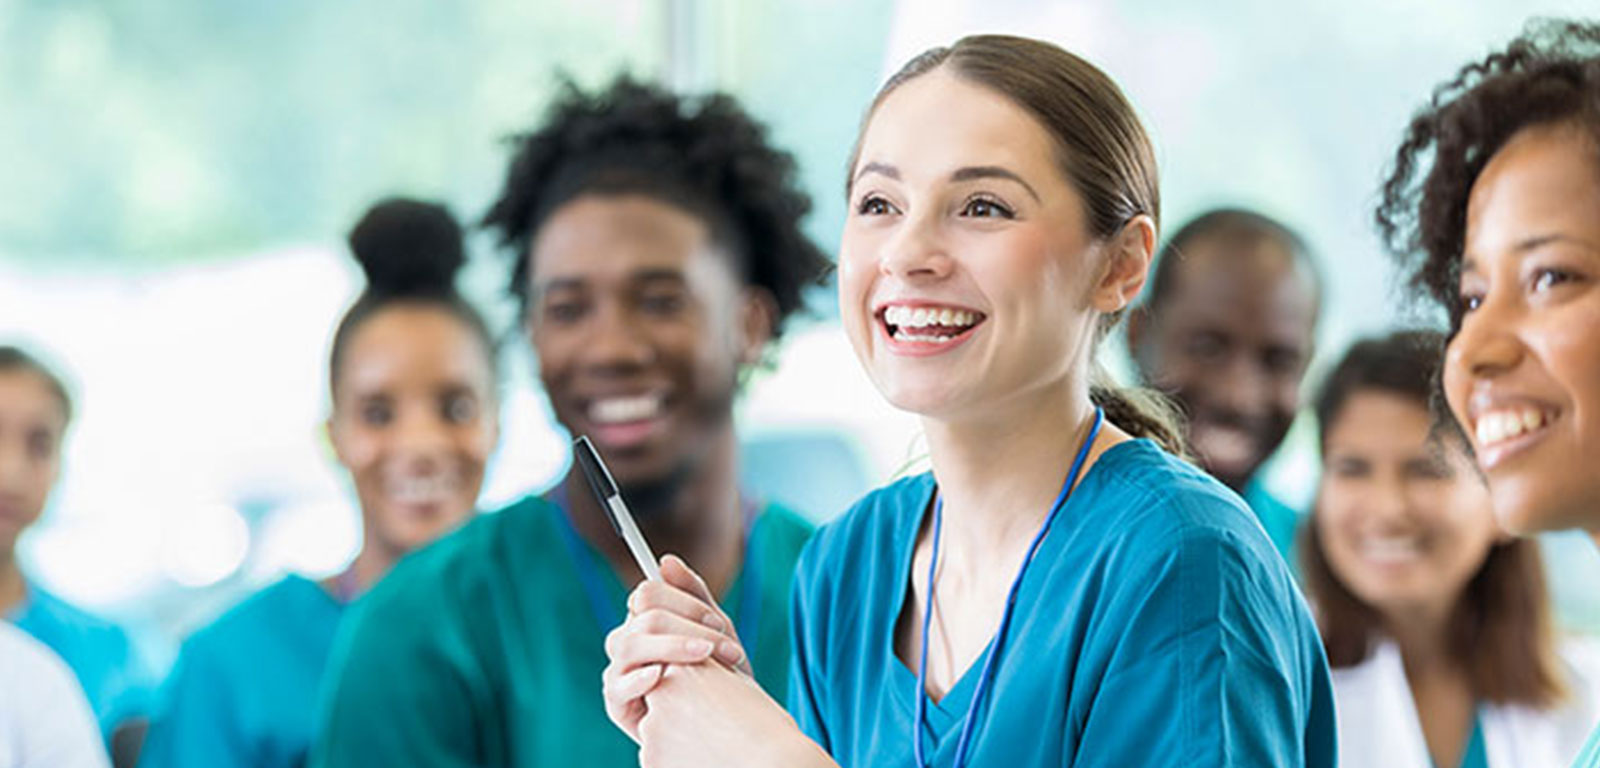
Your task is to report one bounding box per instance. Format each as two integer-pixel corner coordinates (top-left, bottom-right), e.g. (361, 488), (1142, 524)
(347, 197), (465, 296)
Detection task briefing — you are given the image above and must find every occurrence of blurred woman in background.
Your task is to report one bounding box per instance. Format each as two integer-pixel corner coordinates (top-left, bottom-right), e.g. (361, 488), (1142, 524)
(1304, 331), (1599, 768)
(0, 346), (154, 758)
(1375, 19), (1600, 767)
(138, 198), (500, 767)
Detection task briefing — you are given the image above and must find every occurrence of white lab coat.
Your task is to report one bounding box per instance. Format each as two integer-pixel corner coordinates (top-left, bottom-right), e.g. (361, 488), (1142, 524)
(1332, 637), (1600, 768)
(0, 623), (110, 768)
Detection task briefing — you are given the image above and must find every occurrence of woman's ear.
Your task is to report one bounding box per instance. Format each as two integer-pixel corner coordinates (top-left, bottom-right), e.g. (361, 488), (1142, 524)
(324, 415), (348, 468)
(736, 287), (778, 367)
(1093, 214), (1156, 314)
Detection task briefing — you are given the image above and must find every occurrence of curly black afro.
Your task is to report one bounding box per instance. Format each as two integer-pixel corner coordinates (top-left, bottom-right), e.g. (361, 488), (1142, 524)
(1376, 19), (1600, 331)
(482, 75), (831, 342)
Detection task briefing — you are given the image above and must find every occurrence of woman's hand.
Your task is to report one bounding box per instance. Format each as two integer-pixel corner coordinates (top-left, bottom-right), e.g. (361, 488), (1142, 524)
(638, 662), (835, 768)
(602, 555), (751, 741)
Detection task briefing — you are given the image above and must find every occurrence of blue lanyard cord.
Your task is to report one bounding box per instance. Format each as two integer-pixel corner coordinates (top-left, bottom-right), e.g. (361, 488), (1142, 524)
(912, 407), (1105, 768)
(549, 486), (761, 646)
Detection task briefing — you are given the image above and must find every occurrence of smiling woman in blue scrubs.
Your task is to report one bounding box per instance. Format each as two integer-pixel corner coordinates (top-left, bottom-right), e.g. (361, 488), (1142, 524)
(138, 199), (500, 768)
(1372, 20), (1600, 768)
(598, 34), (1336, 768)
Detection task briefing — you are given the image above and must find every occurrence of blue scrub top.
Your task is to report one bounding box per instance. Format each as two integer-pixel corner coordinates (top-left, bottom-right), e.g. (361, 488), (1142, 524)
(788, 439), (1337, 767)
(1456, 714), (1487, 768)
(8, 583), (154, 739)
(1574, 725), (1600, 768)
(140, 575), (344, 768)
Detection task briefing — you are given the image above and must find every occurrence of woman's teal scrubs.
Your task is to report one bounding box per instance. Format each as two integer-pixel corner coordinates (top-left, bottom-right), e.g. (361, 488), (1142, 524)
(788, 439), (1337, 767)
(1573, 725), (1600, 768)
(139, 575), (344, 768)
(8, 584), (154, 740)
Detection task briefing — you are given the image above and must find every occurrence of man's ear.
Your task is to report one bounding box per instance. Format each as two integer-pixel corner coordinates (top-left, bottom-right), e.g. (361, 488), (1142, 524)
(1093, 214), (1156, 314)
(736, 287), (778, 367)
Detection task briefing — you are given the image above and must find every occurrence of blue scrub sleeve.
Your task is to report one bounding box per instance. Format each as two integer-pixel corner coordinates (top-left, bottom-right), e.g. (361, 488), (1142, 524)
(786, 552), (832, 754)
(139, 641), (249, 767)
(1072, 529), (1331, 768)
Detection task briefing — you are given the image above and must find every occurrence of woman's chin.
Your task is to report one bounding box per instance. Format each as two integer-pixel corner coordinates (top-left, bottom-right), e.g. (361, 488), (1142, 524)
(1489, 480), (1595, 537)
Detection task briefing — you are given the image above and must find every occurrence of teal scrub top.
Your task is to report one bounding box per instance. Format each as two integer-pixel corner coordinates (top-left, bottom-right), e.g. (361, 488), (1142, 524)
(1456, 714), (1487, 768)
(788, 439), (1337, 767)
(8, 583), (154, 739)
(1575, 725), (1600, 768)
(1243, 473), (1301, 567)
(312, 493), (814, 768)
(139, 575), (344, 768)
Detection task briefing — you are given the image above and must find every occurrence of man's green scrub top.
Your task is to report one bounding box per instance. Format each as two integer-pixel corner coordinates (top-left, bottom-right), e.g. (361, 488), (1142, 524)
(312, 492), (813, 767)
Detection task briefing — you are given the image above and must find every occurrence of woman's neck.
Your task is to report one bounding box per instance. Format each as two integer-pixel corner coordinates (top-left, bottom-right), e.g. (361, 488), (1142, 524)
(323, 540), (400, 602)
(1384, 599), (1461, 678)
(0, 553), (23, 616)
(921, 384), (1121, 563)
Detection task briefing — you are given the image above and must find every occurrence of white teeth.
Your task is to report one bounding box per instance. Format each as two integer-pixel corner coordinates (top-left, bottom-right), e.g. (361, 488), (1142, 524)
(389, 475), (457, 504)
(1474, 408), (1549, 447)
(882, 305), (978, 329)
(590, 394), (662, 424)
(1363, 537), (1422, 564)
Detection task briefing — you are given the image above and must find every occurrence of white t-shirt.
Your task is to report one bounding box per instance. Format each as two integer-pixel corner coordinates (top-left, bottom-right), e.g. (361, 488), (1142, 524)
(0, 623), (110, 768)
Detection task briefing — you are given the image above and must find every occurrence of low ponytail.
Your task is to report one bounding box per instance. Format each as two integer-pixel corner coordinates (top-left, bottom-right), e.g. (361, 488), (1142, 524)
(1089, 362), (1189, 458)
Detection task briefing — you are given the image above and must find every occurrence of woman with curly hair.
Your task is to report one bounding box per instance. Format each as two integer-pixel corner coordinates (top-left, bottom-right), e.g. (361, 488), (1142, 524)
(1374, 18), (1600, 768)
(312, 76), (831, 767)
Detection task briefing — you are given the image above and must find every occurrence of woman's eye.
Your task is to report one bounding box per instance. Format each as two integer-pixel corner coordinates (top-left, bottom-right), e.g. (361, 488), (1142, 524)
(1532, 268), (1576, 293)
(360, 402), (393, 427)
(1458, 291), (1484, 314)
(855, 195), (897, 216)
(960, 197), (1014, 219)
(443, 395), (477, 424)
(26, 431), (55, 460)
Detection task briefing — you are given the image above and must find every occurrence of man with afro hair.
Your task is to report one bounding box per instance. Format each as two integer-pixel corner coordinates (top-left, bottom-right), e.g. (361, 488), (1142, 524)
(313, 76), (830, 767)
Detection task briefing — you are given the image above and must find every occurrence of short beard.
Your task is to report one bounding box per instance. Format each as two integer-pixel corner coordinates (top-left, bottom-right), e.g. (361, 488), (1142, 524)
(617, 460), (695, 525)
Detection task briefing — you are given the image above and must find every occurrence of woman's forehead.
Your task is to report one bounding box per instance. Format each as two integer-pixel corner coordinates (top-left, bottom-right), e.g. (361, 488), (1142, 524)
(855, 69), (1062, 186)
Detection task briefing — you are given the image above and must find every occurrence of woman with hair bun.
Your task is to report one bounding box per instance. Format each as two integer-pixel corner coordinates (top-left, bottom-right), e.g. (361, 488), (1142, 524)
(139, 198), (500, 768)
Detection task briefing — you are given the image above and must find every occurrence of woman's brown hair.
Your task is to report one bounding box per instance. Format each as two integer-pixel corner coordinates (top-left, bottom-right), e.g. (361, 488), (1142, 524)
(1301, 330), (1567, 707)
(850, 34), (1185, 454)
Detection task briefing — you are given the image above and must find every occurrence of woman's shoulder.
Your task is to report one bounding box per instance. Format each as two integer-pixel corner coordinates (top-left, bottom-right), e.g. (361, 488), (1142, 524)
(792, 474), (931, 595)
(13, 585), (135, 657)
(180, 575), (333, 653)
(802, 474), (931, 556)
(1082, 439), (1274, 556)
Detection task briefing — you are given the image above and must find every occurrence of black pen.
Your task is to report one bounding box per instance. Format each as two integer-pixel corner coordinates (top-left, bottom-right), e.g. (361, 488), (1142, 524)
(573, 435), (662, 581)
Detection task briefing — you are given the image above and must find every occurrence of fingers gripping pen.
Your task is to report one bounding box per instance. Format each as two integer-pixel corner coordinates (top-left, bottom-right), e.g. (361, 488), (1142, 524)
(573, 435), (663, 582)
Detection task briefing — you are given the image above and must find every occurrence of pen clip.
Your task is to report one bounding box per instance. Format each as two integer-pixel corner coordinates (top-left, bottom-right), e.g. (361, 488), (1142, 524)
(573, 436), (623, 536)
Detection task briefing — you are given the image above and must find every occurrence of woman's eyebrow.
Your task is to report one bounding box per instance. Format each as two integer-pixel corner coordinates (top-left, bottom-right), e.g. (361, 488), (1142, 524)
(949, 166), (1041, 203)
(853, 161), (899, 186)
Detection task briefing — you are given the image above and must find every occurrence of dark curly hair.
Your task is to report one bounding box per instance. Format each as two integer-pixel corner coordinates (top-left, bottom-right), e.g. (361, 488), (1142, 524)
(1376, 19), (1600, 331)
(482, 75), (830, 344)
